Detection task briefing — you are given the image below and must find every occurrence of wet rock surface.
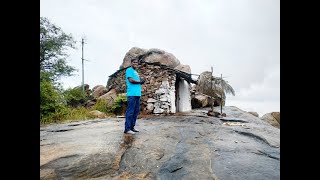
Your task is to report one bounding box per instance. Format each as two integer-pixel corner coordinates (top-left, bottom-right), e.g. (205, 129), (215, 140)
(40, 106), (279, 180)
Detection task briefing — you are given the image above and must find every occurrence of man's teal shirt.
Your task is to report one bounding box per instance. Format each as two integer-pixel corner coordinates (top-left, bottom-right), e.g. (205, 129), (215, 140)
(125, 67), (141, 96)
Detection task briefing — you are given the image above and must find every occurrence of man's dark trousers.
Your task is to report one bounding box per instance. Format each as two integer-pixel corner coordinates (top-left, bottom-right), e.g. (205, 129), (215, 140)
(125, 96), (140, 132)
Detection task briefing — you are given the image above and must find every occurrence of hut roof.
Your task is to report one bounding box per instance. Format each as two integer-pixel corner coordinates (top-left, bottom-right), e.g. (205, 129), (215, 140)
(108, 51), (197, 84)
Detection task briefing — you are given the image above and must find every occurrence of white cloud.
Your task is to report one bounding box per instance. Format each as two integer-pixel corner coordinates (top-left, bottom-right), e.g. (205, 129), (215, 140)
(228, 64), (280, 101)
(226, 64), (280, 116)
(225, 100), (280, 117)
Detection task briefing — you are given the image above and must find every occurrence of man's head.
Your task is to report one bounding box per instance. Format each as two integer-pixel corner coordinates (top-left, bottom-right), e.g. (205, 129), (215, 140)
(131, 58), (139, 69)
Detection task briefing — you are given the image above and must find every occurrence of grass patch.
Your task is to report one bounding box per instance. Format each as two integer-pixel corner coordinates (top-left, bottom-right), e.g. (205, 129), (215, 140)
(40, 96), (122, 125)
(40, 105), (116, 125)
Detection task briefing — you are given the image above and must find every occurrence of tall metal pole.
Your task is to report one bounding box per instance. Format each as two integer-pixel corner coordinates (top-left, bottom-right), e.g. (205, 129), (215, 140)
(211, 67), (214, 112)
(81, 38), (84, 95)
(220, 73), (223, 114)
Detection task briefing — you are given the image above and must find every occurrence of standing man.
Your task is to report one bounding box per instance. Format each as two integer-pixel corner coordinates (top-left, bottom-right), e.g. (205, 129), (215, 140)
(124, 58), (145, 135)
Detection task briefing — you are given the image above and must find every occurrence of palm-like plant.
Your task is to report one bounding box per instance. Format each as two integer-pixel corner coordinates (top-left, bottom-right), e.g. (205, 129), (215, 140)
(212, 76), (235, 96)
(196, 71), (235, 106)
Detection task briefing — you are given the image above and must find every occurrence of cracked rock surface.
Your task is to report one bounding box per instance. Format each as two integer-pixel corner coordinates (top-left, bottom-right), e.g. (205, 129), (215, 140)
(40, 106), (279, 180)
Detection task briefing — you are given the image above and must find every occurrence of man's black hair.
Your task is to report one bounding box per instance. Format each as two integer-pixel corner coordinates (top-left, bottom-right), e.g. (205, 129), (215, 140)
(131, 58), (139, 62)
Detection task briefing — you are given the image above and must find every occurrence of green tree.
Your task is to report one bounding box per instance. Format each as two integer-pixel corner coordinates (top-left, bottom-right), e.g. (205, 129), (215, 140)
(40, 17), (76, 81)
(40, 17), (77, 122)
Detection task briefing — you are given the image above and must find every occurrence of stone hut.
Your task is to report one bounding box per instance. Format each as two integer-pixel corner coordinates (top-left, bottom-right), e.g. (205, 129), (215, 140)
(107, 47), (197, 114)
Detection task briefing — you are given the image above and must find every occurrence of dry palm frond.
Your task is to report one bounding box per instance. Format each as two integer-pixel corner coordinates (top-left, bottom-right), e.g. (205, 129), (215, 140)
(196, 71), (235, 98)
(213, 77), (235, 96)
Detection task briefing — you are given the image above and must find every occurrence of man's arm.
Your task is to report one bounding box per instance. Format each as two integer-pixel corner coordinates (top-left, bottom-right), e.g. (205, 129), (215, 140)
(128, 77), (145, 84)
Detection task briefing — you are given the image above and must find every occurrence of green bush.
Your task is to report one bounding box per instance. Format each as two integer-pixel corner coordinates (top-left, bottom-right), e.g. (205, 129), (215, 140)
(40, 76), (92, 124)
(62, 87), (87, 107)
(112, 94), (127, 114)
(92, 99), (110, 113)
(40, 78), (66, 121)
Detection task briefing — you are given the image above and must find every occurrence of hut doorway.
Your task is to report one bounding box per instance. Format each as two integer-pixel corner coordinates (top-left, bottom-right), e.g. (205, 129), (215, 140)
(175, 77), (192, 112)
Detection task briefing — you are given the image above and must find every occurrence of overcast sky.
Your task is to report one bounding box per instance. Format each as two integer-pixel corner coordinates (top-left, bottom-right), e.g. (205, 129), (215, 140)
(40, 0), (280, 116)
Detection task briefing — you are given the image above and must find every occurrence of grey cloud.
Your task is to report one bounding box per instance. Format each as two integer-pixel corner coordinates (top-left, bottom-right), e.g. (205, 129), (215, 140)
(41, 0), (280, 112)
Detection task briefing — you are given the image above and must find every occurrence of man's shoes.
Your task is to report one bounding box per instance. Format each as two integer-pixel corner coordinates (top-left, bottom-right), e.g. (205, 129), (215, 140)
(132, 128), (139, 132)
(124, 130), (136, 135)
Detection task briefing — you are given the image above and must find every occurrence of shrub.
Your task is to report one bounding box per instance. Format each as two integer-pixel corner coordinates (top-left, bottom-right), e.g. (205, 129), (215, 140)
(62, 88), (87, 107)
(92, 99), (110, 113)
(40, 78), (66, 121)
(112, 94), (127, 115)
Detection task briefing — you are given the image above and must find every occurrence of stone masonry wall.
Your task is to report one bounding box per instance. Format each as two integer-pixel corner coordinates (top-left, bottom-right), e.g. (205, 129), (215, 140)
(107, 63), (177, 114)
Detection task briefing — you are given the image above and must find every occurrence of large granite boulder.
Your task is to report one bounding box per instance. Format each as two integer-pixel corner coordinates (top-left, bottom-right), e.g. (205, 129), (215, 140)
(120, 47), (180, 69)
(261, 112), (280, 128)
